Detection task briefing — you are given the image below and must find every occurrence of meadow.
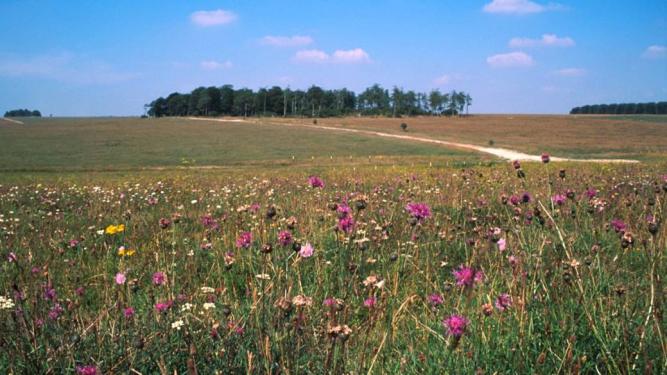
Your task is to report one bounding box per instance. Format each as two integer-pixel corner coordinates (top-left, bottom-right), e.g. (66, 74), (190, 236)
(271, 115), (667, 161)
(0, 116), (666, 374)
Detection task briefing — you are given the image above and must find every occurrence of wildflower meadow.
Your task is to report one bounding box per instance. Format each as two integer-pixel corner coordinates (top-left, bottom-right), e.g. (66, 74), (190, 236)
(0, 161), (665, 373)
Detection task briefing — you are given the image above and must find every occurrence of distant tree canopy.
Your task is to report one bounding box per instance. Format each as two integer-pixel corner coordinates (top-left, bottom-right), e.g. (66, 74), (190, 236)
(4, 109), (41, 117)
(570, 102), (667, 115)
(146, 84), (472, 118)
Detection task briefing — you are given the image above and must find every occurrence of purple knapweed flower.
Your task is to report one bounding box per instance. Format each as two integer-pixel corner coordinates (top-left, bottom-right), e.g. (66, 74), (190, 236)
(551, 194), (566, 206)
(43, 286), (57, 301)
(338, 216), (355, 234)
(452, 265), (484, 288)
(76, 365), (99, 375)
(363, 296), (376, 308)
(152, 272), (166, 286)
(521, 192), (532, 204)
(123, 307), (135, 319)
(200, 214), (219, 230)
(443, 314), (469, 338)
(278, 230), (293, 246)
(611, 219), (627, 233)
(428, 293), (444, 307)
(236, 231), (252, 249)
(155, 300), (173, 313)
(308, 176), (325, 188)
(494, 293), (512, 312)
(405, 202), (431, 222)
(48, 303), (64, 320)
(541, 153), (550, 163)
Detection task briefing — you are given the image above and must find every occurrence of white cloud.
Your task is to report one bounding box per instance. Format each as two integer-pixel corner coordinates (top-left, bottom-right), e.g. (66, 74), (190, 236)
(509, 34), (575, 48)
(332, 48), (371, 63)
(554, 68), (586, 77)
(642, 45), (666, 59)
(190, 9), (237, 27)
(487, 52), (534, 67)
(293, 48), (371, 64)
(200, 60), (233, 70)
(0, 53), (138, 84)
(483, 0), (562, 14)
(293, 49), (330, 63)
(261, 35), (313, 47)
(433, 73), (463, 86)
(434, 74), (452, 85)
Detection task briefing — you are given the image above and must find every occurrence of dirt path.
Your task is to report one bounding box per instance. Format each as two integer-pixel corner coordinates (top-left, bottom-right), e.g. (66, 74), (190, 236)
(188, 117), (640, 163)
(1, 118), (24, 125)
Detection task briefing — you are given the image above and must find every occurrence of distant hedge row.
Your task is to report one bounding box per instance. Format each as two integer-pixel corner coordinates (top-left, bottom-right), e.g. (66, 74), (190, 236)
(4, 109), (41, 117)
(570, 102), (667, 115)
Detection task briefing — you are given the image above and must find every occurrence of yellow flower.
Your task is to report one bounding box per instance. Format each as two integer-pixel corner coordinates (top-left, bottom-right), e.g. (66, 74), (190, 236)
(118, 246), (136, 257)
(105, 224), (125, 235)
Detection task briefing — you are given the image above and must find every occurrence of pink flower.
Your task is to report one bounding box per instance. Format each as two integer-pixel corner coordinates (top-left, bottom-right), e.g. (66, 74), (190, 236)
(278, 230), (293, 246)
(308, 176), (325, 188)
(152, 272), (166, 286)
(155, 300), (173, 313)
(494, 293), (512, 312)
(200, 214), (219, 230)
(541, 153), (550, 163)
(585, 187), (597, 199)
(48, 303), (64, 320)
(76, 365), (99, 375)
(551, 194), (566, 206)
(405, 202), (431, 222)
(452, 265), (484, 288)
(363, 296), (376, 308)
(443, 314), (469, 338)
(123, 307), (135, 318)
(497, 238), (507, 252)
(115, 272), (126, 285)
(236, 231), (252, 249)
(611, 219), (627, 233)
(428, 293), (444, 307)
(299, 242), (314, 258)
(338, 216), (355, 234)
(159, 218), (171, 229)
(512, 160), (521, 170)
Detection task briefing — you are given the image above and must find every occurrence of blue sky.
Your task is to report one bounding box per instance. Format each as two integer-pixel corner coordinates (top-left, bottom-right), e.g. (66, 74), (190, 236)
(0, 0), (665, 115)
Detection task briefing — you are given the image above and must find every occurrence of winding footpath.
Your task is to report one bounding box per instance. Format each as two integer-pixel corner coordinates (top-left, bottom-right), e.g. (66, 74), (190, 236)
(0, 118), (24, 125)
(188, 117), (640, 163)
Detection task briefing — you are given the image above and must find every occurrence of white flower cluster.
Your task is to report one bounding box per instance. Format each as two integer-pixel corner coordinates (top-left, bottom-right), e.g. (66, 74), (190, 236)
(203, 302), (216, 311)
(171, 319), (185, 331)
(200, 286), (215, 294)
(0, 296), (15, 310)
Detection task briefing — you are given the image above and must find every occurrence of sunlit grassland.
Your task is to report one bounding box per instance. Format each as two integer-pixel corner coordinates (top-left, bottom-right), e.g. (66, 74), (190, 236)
(0, 162), (665, 373)
(272, 114), (667, 161)
(0, 117), (473, 171)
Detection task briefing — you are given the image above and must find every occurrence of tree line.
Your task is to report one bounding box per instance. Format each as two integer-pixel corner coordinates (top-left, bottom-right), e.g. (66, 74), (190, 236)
(146, 84), (472, 118)
(4, 109), (41, 117)
(570, 102), (667, 115)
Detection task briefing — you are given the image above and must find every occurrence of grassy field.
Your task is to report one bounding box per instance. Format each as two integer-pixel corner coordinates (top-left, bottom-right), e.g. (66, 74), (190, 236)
(0, 116), (666, 373)
(0, 117), (472, 171)
(0, 163), (665, 373)
(273, 115), (667, 161)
